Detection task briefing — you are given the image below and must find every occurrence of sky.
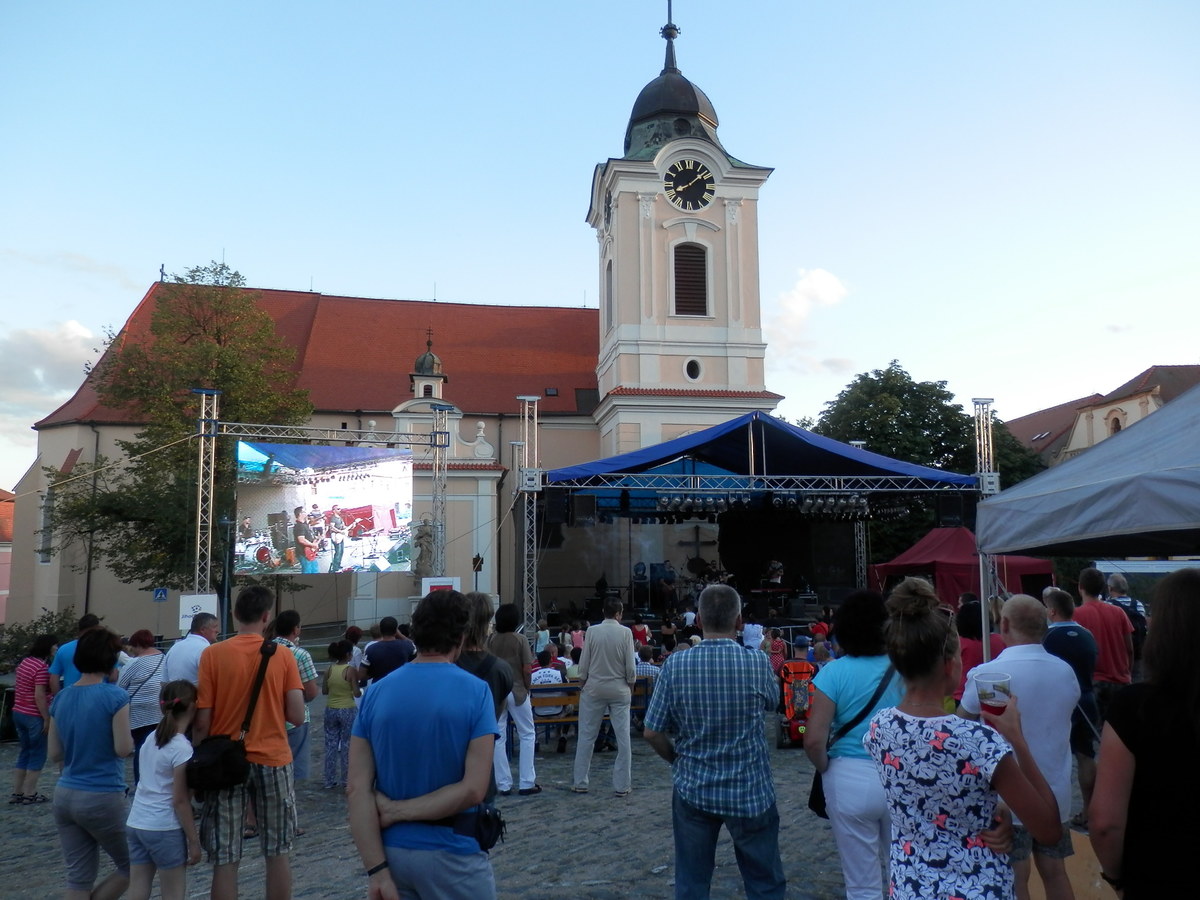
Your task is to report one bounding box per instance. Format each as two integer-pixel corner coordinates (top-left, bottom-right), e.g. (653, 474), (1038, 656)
(1, 1), (1197, 491)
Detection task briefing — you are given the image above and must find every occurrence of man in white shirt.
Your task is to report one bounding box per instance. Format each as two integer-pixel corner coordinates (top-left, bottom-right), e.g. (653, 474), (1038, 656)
(959, 594), (1079, 900)
(163, 612), (219, 685)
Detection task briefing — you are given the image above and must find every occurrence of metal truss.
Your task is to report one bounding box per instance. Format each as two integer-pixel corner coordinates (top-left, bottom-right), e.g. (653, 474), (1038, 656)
(854, 520), (868, 589)
(195, 419), (448, 597)
(516, 396), (541, 635)
(548, 473), (977, 493)
(193, 390), (221, 593)
(217, 422), (448, 447)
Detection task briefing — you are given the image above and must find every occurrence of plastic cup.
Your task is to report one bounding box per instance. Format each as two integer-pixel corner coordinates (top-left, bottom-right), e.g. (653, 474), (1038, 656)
(975, 673), (1012, 716)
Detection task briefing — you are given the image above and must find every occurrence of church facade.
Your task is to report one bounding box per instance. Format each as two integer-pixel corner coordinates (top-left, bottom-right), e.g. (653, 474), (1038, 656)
(8, 20), (780, 635)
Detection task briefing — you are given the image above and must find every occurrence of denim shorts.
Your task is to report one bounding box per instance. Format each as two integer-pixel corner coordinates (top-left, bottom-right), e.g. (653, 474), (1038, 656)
(126, 826), (188, 869)
(13, 711), (48, 771)
(1010, 823), (1075, 862)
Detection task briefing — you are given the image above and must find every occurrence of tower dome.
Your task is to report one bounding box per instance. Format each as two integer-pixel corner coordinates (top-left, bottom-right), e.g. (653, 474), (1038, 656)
(623, 22), (723, 159)
(412, 337), (442, 376)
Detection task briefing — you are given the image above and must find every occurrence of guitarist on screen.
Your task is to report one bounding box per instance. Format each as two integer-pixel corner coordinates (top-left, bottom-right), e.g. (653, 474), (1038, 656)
(293, 506), (320, 574)
(326, 505), (363, 573)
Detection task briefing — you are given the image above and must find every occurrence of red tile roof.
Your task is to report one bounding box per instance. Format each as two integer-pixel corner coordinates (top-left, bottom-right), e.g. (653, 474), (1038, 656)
(1097, 365), (1200, 406)
(38, 284), (602, 429)
(0, 489), (13, 543)
(1005, 394), (1099, 456)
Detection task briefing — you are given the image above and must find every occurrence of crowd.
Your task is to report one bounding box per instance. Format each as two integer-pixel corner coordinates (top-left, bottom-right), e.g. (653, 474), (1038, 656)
(7, 566), (1196, 899)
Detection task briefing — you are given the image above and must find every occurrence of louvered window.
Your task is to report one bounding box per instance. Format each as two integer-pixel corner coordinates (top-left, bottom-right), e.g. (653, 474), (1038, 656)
(673, 243), (707, 316)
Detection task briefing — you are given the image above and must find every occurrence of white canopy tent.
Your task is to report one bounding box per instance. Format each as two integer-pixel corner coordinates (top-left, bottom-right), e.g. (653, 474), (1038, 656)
(977, 382), (1200, 557)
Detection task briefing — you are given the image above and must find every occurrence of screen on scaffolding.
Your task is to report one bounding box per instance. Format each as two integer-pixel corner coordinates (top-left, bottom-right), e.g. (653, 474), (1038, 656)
(232, 441), (414, 575)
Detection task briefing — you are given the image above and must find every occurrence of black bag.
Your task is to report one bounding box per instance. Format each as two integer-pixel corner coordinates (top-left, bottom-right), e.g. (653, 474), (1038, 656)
(807, 772), (828, 818)
(424, 804), (507, 852)
(473, 804), (506, 852)
(186, 639), (277, 793)
(187, 735), (250, 792)
(807, 664), (895, 820)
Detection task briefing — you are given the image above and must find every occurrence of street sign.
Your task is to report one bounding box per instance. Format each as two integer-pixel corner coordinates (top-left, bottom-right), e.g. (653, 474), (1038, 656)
(153, 587), (168, 603)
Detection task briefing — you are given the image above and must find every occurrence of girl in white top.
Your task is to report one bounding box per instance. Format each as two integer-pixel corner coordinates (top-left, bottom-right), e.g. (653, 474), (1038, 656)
(125, 680), (201, 900)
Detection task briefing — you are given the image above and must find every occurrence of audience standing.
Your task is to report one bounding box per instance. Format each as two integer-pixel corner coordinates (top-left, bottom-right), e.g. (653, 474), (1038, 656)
(118, 629), (168, 787)
(865, 578), (1060, 900)
(457, 592), (517, 798)
(48, 627), (134, 900)
(1072, 567), (1133, 722)
(349, 590), (499, 899)
(959, 595), (1079, 900)
(643, 584), (786, 899)
(10, 633), (57, 805)
(1090, 567), (1200, 898)
(195, 585), (304, 900)
(572, 599), (637, 796)
(273, 610), (321, 787)
(1042, 587), (1100, 830)
(163, 613), (219, 686)
(49, 613), (100, 693)
(488, 603), (539, 789)
(359, 616), (415, 685)
(805, 590), (903, 900)
(321, 641), (359, 790)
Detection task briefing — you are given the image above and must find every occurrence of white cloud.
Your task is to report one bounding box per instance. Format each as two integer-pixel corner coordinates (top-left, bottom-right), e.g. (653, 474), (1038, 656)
(766, 267), (850, 373)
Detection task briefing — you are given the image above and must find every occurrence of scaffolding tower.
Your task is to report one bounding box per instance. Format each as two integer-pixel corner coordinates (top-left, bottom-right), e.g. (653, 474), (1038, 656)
(516, 396), (542, 635)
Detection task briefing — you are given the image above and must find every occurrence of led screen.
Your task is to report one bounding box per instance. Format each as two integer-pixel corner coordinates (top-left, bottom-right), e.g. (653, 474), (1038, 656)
(233, 441), (413, 575)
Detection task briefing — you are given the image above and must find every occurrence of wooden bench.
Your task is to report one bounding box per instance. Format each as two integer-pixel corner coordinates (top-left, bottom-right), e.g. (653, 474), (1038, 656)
(526, 676), (653, 726)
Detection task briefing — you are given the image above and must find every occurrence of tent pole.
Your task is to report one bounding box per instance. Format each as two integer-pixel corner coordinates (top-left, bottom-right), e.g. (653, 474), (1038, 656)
(747, 421), (755, 476)
(980, 550), (992, 663)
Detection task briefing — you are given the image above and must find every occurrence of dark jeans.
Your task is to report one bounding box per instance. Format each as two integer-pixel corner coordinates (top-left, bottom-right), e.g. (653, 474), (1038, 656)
(131, 723), (157, 786)
(671, 790), (786, 900)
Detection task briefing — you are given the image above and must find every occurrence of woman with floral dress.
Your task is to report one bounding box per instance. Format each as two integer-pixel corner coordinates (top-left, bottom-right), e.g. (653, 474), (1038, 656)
(864, 577), (1060, 900)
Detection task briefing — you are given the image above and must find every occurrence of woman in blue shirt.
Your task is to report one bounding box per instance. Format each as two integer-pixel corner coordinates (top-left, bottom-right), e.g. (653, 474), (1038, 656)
(49, 627), (134, 900)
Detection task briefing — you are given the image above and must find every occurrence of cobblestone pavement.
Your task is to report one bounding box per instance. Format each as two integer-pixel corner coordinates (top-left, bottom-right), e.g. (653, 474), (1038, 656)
(0, 698), (847, 899)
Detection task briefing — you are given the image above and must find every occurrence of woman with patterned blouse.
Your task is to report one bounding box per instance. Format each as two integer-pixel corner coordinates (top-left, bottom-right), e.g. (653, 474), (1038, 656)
(864, 577), (1060, 900)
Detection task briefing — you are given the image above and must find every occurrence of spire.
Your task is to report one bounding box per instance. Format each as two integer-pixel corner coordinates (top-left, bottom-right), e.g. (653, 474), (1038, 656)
(660, 14), (680, 74)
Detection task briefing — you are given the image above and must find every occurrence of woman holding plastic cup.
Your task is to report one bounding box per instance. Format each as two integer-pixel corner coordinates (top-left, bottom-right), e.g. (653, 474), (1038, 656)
(864, 577), (1061, 899)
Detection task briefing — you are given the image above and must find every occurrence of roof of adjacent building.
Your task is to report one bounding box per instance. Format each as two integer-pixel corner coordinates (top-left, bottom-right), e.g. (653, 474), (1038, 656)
(1005, 393), (1100, 458)
(0, 489), (13, 543)
(1097, 364), (1200, 406)
(37, 283), (601, 429)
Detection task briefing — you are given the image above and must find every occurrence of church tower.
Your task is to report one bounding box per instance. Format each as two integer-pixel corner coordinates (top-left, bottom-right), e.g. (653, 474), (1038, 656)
(588, 16), (779, 455)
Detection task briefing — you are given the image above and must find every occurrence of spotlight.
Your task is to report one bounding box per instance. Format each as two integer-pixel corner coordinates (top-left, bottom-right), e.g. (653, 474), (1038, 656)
(772, 496), (783, 508)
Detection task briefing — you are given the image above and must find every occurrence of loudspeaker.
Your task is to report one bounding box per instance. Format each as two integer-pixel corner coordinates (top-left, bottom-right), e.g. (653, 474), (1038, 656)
(543, 488), (570, 524)
(570, 494), (597, 527)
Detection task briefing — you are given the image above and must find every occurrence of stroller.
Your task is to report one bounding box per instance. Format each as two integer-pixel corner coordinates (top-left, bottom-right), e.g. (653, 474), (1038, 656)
(777, 658), (817, 748)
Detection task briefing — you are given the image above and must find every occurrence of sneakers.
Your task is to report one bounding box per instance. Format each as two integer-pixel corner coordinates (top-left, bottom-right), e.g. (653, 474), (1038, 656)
(517, 785), (542, 796)
(614, 789), (632, 798)
(497, 789), (513, 796)
(571, 785), (589, 794)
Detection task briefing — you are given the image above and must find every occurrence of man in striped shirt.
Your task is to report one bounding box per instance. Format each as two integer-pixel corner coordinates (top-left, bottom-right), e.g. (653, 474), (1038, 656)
(643, 584), (786, 899)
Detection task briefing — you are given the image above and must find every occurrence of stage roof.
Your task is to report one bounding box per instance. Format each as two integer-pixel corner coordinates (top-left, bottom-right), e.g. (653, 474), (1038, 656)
(547, 412), (976, 489)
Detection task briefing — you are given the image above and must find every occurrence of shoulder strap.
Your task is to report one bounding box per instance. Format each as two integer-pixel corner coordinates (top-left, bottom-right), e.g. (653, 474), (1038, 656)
(830, 664), (895, 747)
(238, 639), (278, 740)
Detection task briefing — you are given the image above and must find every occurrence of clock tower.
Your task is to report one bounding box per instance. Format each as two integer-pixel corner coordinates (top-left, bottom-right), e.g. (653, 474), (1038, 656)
(587, 17), (779, 455)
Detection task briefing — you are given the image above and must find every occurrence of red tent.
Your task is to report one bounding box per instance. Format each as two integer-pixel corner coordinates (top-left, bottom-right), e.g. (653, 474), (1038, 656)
(869, 527), (1053, 606)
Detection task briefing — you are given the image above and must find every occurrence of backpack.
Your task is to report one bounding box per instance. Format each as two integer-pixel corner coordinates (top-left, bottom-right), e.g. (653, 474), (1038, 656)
(1109, 596), (1148, 660)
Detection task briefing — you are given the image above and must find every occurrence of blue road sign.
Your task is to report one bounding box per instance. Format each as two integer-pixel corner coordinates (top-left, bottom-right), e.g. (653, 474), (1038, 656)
(153, 587), (168, 603)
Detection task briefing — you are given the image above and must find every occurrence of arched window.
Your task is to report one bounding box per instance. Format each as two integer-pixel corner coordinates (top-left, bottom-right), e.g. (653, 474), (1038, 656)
(673, 242), (707, 316)
(604, 259), (614, 332)
(1109, 418), (1122, 435)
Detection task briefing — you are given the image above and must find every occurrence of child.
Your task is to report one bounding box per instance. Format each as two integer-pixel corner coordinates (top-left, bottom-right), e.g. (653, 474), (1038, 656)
(125, 680), (201, 900)
(323, 640), (360, 789)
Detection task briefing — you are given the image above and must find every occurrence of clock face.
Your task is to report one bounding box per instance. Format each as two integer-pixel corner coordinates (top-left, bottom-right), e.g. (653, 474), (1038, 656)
(664, 159), (715, 211)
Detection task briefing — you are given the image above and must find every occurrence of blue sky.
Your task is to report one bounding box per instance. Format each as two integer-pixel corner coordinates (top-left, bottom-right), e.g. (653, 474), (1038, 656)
(1, 1), (1197, 490)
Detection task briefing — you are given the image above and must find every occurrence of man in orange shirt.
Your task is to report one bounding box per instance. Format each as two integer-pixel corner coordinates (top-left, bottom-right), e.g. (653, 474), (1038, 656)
(1072, 567), (1133, 724)
(195, 586), (304, 900)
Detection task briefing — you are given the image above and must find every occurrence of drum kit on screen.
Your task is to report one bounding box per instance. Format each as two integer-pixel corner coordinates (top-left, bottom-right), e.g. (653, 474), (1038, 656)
(234, 524), (410, 573)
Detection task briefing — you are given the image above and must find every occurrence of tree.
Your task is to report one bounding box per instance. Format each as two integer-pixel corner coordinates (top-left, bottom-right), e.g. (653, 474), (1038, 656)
(814, 361), (1044, 563)
(44, 262), (312, 591)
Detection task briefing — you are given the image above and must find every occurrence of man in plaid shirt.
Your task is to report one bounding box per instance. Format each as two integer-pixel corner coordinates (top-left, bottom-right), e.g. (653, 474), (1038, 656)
(643, 584), (785, 899)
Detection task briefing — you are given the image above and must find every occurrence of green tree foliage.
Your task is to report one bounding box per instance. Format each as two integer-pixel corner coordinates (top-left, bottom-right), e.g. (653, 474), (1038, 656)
(814, 361), (1044, 563)
(0, 606), (78, 672)
(43, 262), (312, 591)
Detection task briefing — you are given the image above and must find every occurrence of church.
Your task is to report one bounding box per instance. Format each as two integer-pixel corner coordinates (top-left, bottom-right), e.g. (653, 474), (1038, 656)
(8, 19), (784, 635)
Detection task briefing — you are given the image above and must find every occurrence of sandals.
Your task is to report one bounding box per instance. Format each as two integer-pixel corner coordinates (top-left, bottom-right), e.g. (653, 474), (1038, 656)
(21, 793), (49, 805)
(8, 793), (24, 805)
(243, 825), (259, 839)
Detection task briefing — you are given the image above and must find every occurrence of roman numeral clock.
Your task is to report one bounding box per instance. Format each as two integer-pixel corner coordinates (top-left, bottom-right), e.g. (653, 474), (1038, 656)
(663, 158), (715, 211)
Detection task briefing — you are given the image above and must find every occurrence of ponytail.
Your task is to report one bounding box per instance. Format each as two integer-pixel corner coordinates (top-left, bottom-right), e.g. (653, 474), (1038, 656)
(155, 679), (198, 748)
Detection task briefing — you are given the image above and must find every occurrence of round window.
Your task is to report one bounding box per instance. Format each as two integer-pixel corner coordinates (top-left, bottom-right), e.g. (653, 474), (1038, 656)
(685, 359), (701, 381)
